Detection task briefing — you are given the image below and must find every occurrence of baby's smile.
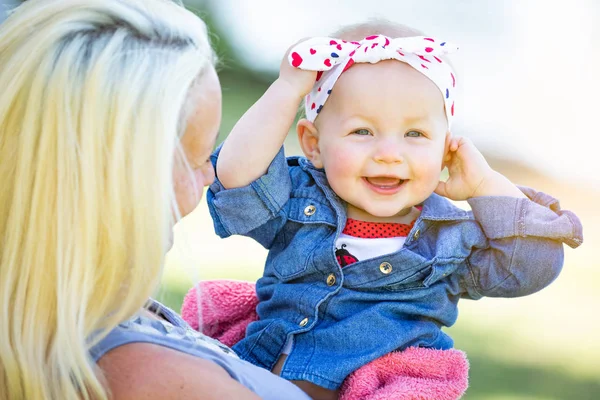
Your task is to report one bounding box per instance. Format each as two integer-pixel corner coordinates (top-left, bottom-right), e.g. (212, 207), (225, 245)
(362, 176), (407, 195)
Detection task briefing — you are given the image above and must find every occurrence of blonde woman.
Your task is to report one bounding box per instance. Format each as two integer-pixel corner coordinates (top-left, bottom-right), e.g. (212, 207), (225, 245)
(0, 1), (311, 399)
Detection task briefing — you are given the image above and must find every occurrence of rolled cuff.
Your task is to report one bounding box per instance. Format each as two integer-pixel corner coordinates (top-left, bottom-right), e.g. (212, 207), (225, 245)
(207, 146), (292, 237)
(467, 186), (583, 248)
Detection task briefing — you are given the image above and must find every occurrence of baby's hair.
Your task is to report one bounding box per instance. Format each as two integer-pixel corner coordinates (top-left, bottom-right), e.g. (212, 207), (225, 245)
(331, 18), (425, 41)
(0, 0), (213, 399)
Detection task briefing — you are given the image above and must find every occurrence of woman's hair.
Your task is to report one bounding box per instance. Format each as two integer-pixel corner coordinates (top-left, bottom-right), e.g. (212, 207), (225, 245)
(0, 0), (214, 398)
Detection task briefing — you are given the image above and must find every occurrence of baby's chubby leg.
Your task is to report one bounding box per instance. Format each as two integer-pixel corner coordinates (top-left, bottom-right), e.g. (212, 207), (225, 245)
(272, 354), (340, 400)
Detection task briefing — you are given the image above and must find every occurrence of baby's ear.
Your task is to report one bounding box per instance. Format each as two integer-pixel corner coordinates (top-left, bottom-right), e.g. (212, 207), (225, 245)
(441, 131), (452, 170)
(297, 118), (323, 168)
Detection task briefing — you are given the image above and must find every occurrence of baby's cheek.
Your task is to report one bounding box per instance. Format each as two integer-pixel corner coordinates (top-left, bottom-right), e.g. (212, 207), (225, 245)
(414, 161), (443, 194)
(322, 155), (356, 198)
(325, 150), (357, 177)
(323, 164), (348, 193)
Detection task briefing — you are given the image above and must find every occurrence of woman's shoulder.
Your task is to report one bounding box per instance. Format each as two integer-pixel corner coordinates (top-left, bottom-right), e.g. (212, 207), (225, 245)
(91, 300), (311, 400)
(89, 302), (237, 363)
(97, 341), (260, 400)
(90, 302), (249, 399)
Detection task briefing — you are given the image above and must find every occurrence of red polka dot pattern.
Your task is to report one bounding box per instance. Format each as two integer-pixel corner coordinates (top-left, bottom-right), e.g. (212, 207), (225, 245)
(287, 35), (459, 128)
(342, 218), (416, 239)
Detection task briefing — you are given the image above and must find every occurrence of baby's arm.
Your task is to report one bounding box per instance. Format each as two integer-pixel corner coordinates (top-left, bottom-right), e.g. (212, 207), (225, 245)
(438, 136), (582, 298)
(463, 188), (581, 298)
(216, 46), (316, 189)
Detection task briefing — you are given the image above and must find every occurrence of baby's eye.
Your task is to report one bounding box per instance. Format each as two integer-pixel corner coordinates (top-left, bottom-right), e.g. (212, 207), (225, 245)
(405, 130), (424, 138)
(351, 129), (372, 136)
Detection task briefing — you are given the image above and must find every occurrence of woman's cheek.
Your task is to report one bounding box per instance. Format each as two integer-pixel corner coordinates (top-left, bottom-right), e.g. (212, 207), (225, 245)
(172, 166), (203, 217)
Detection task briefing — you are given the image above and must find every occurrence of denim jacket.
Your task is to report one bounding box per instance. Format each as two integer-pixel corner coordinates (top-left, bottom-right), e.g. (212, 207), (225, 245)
(207, 146), (583, 390)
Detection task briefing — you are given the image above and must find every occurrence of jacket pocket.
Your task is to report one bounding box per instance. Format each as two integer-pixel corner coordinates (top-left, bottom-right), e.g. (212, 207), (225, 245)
(285, 196), (337, 227)
(422, 261), (461, 287)
(266, 194), (336, 281)
(269, 221), (333, 281)
(379, 261), (459, 291)
(345, 258), (435, 292)
(382, 265), (433, 291)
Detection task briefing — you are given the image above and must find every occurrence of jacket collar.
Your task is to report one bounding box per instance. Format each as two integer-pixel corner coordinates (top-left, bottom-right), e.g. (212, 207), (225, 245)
(295, 157), (347, 225)
(419, 193), (472, 221)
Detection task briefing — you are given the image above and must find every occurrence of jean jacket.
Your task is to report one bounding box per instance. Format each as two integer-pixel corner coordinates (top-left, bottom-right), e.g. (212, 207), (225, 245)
(207, 147), (583, 390)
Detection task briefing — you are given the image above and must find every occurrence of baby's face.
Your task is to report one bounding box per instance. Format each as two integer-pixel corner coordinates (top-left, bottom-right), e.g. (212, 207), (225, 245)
(313, 60), (448, 221)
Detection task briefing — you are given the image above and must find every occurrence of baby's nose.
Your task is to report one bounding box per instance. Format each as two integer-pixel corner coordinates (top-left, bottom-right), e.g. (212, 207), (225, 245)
(373, 139), (404, 164)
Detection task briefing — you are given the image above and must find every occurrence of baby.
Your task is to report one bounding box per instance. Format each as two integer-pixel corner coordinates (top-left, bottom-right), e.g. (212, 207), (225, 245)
(207, 20), (582, 399)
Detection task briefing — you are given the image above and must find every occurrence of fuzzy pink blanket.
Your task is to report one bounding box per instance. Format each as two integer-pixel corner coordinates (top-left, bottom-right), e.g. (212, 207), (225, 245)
(181, 279), (469, 400)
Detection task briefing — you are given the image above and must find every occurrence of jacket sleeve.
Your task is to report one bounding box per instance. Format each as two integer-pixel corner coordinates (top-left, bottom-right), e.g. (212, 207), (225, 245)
(206, 145), (291, 249)
(460, 186), (583, 299)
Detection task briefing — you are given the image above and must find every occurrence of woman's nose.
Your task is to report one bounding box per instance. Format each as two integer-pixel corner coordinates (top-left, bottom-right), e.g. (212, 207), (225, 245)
(201, 162), (215, 187)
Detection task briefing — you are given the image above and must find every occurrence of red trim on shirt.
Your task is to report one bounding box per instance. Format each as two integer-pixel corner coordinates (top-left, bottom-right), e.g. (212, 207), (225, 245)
(342, 218), (416, 238)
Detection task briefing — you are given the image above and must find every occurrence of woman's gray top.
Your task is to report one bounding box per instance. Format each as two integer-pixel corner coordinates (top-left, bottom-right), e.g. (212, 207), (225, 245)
(90, 299), (310, 400)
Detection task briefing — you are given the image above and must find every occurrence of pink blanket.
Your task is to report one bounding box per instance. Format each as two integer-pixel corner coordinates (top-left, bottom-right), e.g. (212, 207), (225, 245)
(181, 280), (469, 400)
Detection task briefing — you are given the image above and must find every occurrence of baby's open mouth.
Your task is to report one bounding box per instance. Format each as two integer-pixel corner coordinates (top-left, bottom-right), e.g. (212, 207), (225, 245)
(364, 177), (405, 188)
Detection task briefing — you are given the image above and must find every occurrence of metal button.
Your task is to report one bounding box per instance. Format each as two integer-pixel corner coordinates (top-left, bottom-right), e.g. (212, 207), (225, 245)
(304, 205), (316, 216)
(379, 262), (393, 274)
(413, 228), (420, 240)
(299, 317), (309, 327)
(326, 274), (336, 286)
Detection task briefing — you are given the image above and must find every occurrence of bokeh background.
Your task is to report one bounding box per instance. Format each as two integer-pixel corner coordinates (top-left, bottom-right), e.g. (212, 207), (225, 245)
(2, 1), (599, 399)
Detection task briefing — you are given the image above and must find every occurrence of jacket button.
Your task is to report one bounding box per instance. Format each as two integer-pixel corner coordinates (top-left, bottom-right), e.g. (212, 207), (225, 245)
(413, 229), (420, 240)
(299, 317), (309, 327)
(379, 262), (393, 274)
(304, 205), (316, 216)
(326, 274), (336, 286)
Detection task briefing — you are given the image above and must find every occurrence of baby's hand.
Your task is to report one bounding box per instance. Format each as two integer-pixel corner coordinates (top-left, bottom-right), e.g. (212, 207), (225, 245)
(278, 40), (317, 97)
(436, 136), (526, 199)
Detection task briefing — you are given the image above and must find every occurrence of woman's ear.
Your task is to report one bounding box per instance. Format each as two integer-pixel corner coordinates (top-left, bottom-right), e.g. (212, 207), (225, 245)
(297, 118), (323, 168)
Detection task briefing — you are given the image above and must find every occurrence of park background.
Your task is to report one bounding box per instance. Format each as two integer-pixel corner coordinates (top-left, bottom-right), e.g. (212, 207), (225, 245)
(2, 1), (599, 399)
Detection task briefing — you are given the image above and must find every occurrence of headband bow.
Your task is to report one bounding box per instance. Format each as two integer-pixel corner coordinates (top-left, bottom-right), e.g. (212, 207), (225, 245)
(288, 35), (459, 126)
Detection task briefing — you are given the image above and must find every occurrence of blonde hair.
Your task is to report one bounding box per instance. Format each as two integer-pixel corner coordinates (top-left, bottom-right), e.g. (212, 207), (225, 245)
(0, 0), (214, 399)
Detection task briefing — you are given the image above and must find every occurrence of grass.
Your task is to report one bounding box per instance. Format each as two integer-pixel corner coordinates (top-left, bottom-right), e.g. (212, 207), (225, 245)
(449, 325), (600, 399)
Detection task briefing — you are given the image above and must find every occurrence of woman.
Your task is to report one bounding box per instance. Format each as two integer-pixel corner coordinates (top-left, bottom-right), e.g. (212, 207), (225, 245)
(0, 0), (310, 399)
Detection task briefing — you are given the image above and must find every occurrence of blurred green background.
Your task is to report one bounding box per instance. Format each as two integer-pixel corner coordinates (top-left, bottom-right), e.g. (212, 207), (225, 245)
(3, 0), (598, 398)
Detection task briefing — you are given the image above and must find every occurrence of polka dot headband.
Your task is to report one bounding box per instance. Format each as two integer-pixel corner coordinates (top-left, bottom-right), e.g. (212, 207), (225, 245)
(288, 35), (459, 127)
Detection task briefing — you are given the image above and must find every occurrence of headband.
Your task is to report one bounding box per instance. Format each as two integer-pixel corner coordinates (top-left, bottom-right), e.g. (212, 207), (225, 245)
(288, 35), (459, 127)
